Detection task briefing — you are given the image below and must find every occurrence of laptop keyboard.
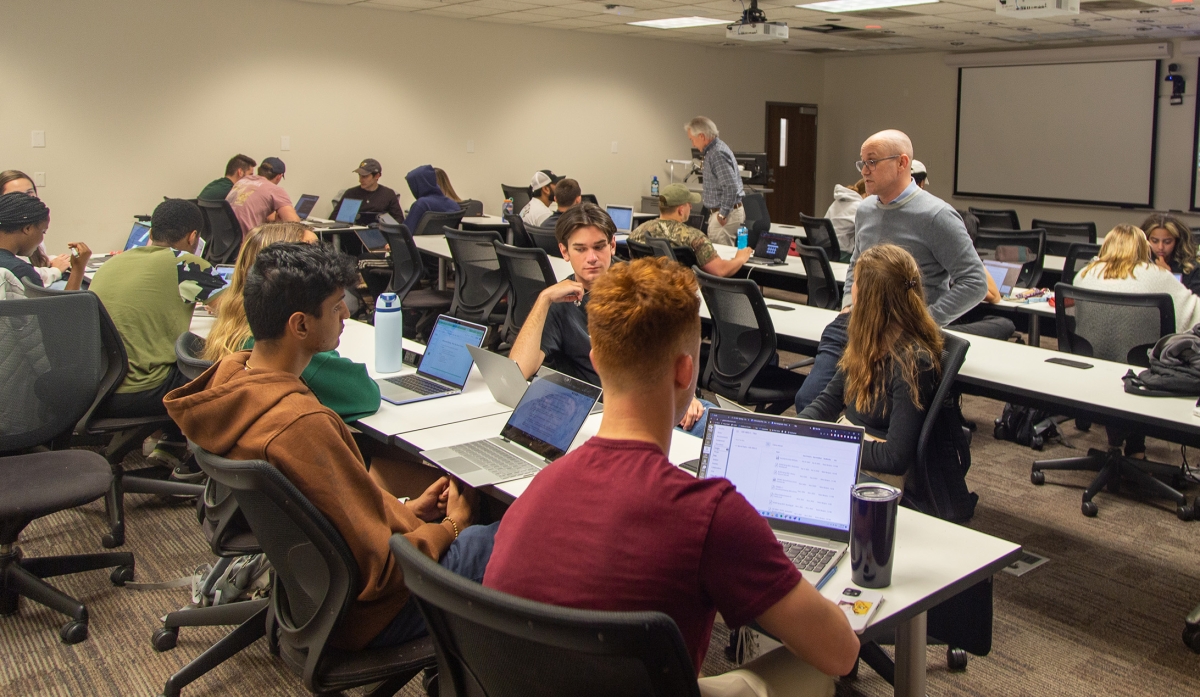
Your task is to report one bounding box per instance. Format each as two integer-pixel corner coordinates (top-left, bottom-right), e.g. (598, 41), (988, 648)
(384, 374), (448, 396)
(779, 541), (837, 573)
(454, 440), (540, 480)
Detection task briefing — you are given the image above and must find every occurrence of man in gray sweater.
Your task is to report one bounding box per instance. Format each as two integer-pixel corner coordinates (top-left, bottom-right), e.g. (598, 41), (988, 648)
(795, 129), (988, 410)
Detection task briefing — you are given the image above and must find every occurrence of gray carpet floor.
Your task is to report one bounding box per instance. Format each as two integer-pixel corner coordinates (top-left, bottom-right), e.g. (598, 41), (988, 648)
(4, 375), (1200, 695)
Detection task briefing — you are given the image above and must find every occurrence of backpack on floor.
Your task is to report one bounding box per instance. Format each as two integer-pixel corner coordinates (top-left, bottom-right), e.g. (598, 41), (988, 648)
(993, 403), (1057, 450)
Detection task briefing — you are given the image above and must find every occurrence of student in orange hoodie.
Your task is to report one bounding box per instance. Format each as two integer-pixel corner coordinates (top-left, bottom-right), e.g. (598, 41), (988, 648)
(166, 242), (496, 650)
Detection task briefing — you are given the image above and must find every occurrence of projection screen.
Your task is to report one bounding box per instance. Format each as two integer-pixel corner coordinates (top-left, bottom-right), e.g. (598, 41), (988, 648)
(954, 60), (1158, 208)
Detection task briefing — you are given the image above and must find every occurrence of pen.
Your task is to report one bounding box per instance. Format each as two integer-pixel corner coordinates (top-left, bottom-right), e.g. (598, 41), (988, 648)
(816, 565), (837, 590)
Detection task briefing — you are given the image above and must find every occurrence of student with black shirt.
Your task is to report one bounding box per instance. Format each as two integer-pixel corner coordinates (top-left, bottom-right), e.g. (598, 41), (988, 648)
(342, 158), (405, 222)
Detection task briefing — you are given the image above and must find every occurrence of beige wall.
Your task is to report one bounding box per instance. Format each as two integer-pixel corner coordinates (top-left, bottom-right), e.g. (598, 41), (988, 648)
(0, 0), (822, 252)
(815, 43), (1200, 235)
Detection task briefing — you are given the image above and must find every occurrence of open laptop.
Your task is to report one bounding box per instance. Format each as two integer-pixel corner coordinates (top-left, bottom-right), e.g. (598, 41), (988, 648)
(982, 259), (1023, 296)
(375, 315), (488, 405)
(467, 344), (603, 414)
(213, 264), (235, 285)
(307, 197), (363, 229)
(422, 371), (602, 487)
(698, 410), (864, 584)
(355, 227), (389, 253)
(605, 205), (634, 233)
(294, 194), (319, 221)
(124, 221), (151, 251)
(744, 231), (791, 266)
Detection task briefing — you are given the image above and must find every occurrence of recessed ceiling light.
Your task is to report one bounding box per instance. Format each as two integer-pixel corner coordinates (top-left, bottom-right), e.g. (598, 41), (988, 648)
(628, 16), (728, 29)
(797, 0), (938, 12)
(865, 24), (883, 28)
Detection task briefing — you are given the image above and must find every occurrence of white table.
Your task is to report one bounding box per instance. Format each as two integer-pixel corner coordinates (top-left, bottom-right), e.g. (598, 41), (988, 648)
(709, 242), (849, 285)
(461, 215), (509, 231)
(310, 221), (369, 253)
(413, 234), (574, 287)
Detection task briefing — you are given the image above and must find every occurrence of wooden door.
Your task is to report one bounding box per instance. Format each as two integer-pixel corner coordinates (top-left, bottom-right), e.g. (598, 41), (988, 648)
(764, 103), (817, 225)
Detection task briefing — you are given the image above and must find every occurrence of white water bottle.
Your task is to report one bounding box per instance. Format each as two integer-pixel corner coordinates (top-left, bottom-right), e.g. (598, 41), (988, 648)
(375, 293), (404, 373)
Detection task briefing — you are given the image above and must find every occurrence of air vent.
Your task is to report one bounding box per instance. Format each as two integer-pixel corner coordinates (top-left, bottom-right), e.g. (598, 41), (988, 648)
(1080, 0), (1157, 10)
(800, 23), (859, 34)
(793, 47), (849, 53)
(839, 9), (917, 19)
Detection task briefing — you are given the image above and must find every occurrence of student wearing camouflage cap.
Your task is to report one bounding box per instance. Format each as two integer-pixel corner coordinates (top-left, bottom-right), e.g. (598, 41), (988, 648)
(629, 183), (751, 277)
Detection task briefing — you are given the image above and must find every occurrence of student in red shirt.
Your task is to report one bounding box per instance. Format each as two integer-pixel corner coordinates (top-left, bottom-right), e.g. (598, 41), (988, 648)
(483, 257), (859, 696)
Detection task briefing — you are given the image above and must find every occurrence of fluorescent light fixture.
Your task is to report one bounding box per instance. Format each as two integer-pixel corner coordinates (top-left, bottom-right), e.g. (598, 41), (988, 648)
(797, 0), (938, 12)
(628, 17), (729, 29)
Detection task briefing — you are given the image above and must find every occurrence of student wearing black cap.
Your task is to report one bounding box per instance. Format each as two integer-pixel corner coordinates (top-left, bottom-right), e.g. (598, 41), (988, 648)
(340, 158), (404, 223)
(227, 157), (299, 236)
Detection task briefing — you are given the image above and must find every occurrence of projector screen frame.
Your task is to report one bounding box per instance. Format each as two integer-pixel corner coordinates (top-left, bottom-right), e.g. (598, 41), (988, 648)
(953, 61), (1161, 210)
(1191, 57), (1200, 213)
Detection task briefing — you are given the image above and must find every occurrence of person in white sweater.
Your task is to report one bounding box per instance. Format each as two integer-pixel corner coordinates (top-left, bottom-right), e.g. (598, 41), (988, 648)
(822, 179), (865, 262)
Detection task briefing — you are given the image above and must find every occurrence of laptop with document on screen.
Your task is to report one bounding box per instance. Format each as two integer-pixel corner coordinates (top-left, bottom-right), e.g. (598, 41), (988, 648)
(697, 409), (863, 585)
(375, 315), (487, 405)
(422, 371), (602, 487)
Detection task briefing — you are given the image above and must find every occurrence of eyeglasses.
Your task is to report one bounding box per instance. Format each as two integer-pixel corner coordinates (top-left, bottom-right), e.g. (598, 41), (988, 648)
(855, 155), (901, 173)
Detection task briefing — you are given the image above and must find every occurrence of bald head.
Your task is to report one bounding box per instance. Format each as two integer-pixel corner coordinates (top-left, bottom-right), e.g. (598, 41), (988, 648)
(859, 129), (915, 202)
(863, 130), (913, 159)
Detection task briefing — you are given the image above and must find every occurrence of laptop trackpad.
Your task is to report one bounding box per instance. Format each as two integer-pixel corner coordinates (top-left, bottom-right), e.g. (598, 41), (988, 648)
(440, 457), (481, 474)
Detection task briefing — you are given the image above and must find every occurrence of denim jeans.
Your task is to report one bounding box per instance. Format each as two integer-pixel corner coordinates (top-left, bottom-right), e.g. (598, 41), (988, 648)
(367, 521), (500, 648)
(793, 312), (850, 412)
(679, 399), (716, 439)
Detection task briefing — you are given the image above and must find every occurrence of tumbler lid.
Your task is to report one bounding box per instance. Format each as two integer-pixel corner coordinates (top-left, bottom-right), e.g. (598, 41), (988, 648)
(852, 483), (901, 502)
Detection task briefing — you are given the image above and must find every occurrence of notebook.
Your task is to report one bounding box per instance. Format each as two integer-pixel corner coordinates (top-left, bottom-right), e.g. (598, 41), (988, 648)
(375, 315), (487, 405)
(605, 205), (634, 233)
(698, 410), (864, 585)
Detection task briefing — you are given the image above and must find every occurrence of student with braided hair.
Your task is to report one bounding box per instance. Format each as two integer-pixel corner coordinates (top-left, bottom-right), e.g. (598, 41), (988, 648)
(0, 192), (91, 299)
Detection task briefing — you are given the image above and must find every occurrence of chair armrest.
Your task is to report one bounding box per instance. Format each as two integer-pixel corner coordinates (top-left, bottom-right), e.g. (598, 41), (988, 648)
(781, 357), (814, 371)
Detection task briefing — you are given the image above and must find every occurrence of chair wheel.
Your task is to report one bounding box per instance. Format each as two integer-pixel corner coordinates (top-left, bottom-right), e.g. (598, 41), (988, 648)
(1082, 501), (1098, 517)
(0, 589), (19, 616)
(423, 668), (439, 696)
(946, 647), (968, 671)
(1176, 504), (1193, 522)
(994, 423), (1008, 441)
(1185, 624), (1200, 653)
(1031, 470), (1045, 485)
(102, 526), (125, 549)
(1031, 436), (1044, 451)
(110, 565), (135, 586)
(60, 620), (88, 644)
(152, 627), (178, 652)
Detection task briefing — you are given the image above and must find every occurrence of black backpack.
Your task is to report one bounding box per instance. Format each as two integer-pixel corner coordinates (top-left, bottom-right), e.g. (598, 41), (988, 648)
(907, 397), (978, 524)
(993, 403), (1057, 450)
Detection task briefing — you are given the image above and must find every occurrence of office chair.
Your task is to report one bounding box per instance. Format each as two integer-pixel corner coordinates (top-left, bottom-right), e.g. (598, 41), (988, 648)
(1187, 603), (1200, 652)
(693, 268), (807, 414)
(390, 533), (702, 697)
(795, 244), (841, 310)
(911, 332), (973, 522)
(968, 207), (1020, 231)
(379, 219), (453, 339)
(0, 294), (136, 644)
(626, 239), (656, 260)
(196, 199), (242, 265)
(494, 242), (557, 345)
(957, 209), (980, 242)
(504, 213), (533, 248)
(459, 199), (484, 217)
(741, 193), (771, 249)
(1060, 242), (1102, 284)
(192, 446), (437, 696)
(1030, 219), (1097, 257)
(581, 193), (599, 206)
(798, 213), (842, 263)
(644, 237), (700, 270)
(410, 209), (465, 237)
(444, 228), (508, 328)
(174, 332), (212, 380)
(1031, 283), (1191, 519)
(974, 229), (1047, 288)
(525, 224), (561, 257)
(500, 184), (532, 216)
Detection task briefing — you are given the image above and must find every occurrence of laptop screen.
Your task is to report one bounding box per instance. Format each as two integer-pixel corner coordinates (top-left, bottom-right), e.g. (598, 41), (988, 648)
(355, 227), (388, 252)
(335, 197), (363, 224)
(213, 265), (236, 285)
(605, 205), (633, 233)
(416, 315), (488, 387)
(982, 259), (1023, 296)
(698, 410), (862, 541)
(124, 222), (151, 251)
(501, 371), (602, 461)
(294, 195), (319, 220)
(754, 232), (791, 261)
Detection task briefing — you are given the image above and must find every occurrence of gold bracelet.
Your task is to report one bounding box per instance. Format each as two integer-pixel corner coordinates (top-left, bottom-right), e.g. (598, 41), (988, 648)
(444, 516), (460, 540)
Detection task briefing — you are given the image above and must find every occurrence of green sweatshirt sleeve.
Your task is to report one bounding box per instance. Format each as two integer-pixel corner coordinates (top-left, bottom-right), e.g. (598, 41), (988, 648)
(300, 350), (382, 423)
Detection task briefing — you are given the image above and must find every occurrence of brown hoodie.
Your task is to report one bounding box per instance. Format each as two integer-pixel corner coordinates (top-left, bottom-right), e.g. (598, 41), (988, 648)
(164, 351), (455, 649)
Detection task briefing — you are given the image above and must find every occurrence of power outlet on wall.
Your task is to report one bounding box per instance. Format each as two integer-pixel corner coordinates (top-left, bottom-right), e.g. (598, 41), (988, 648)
(467, 140), (475, 153)
(611, 140), (619, 154)
(31, 130), (45, 148)
(281, 135), (291, 151)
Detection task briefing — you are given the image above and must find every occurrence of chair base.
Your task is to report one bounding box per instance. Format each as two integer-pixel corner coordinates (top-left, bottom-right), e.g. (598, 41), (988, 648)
(1031, 448), (1192, 520)
(155, 596), (270, 651)
(158, 604), (270, 697)
(103, 464), (206, 548)
(1185, 603), (1200, 653)
(0, 545), (134, 644)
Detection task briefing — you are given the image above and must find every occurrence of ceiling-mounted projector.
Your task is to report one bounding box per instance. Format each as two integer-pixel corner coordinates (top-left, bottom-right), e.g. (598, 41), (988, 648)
(995, 0), (1079, 18)
(727, 0), (789, 42)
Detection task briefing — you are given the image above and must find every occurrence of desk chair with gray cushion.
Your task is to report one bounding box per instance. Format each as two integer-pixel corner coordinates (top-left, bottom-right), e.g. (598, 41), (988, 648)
(1030, 219), (1097, 257)
(504, 214), (533, 248)
(525, 224), (561, 257)
(694, 268), (808, 414)
(968, 207), (1020, 231)
(798, 213), (842, 264)
(192, 446), (436, 696)
(411, 209), (465, 238)
(379, 220), (453, 339)
(389, 533), (700, 697)
(196, 199), (243, 265)
(494, 242), (556, 345)
(500, 184), (532, 216)
(444, 228), (508, 328)
(796, 244), (841, 311)
(1061, 243), (1102, 284)
(974, 229), (1047, 288)
(0, 294), (136, 644)
(459, 199), (484, 217)
(742, 192), (771, 249)
(175, 332), (212, 380)
(1032, 284), (1191, 519)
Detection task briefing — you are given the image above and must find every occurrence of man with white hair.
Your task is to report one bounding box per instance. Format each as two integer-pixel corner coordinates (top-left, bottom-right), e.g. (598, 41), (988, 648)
(794, 129), (988, 410)
(686, 116), (743, 247)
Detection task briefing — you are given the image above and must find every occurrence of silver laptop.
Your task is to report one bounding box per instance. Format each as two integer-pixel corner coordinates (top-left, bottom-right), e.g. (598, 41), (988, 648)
(698, 410), (864, 586)
(605, 205), (634, 233)
(376, 315), (487, 405)
(466, 344), (529, 408)
(982, 259), (1023, 296)
(422, 371), (602, 487)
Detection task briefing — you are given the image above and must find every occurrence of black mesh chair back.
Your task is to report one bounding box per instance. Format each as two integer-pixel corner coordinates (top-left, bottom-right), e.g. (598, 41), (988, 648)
(741, 193), (771, 249)
(495, 242), (557, 344)
(626, 239), (656, 260)
(968, 207), (1020, 231)
(389, 534), (701, 697)
(643, 237), (699, 270)
(379, 219), (424, 299)
(411, 209), (465, 237)
(1031, 219), (1097, 257)
(0, 294), (106, 452)
(913, 332), (970, 520)
(174, 331), (213, 381)
(505, 214), (533, 248)
(580, 194), (599, 206)
(445, 228), (507, 323)
(694, 268), (779, 403)
(798, 213), (842, 262)
(796, 244), (841, 310)
(1053, 283), (1174, 367)
(956, 209), (980, 243)
(526, 224), (561, 257)
(1061, 243), (1101, 283)
(20, 279), (77, 298)
(974, 229), (1046, 288)
(459, 199), (484, 217)
(197, 199), (243, 265)
(501, 184), (532, 216)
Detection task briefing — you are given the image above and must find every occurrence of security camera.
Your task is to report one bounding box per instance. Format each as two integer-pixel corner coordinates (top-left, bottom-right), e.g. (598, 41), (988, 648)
(1166, 63), (1186, 106)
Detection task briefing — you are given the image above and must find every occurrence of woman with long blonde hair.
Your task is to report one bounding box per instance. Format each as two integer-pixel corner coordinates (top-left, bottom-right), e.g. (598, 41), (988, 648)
(203, 221), (380, 421)
(799, 244), (943, 478)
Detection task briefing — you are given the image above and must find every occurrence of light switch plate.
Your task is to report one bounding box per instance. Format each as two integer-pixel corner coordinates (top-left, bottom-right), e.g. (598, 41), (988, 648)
(611, 140), (619, 154)
(31, 131), (45, 148)
(280, 136), (290, 151)
(33, 172), (46, 187)
(467, 140), (475, 153)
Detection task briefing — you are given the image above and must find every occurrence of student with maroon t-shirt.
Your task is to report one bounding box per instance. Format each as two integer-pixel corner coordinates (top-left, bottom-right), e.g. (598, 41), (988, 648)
(484, 257), (859, 696)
